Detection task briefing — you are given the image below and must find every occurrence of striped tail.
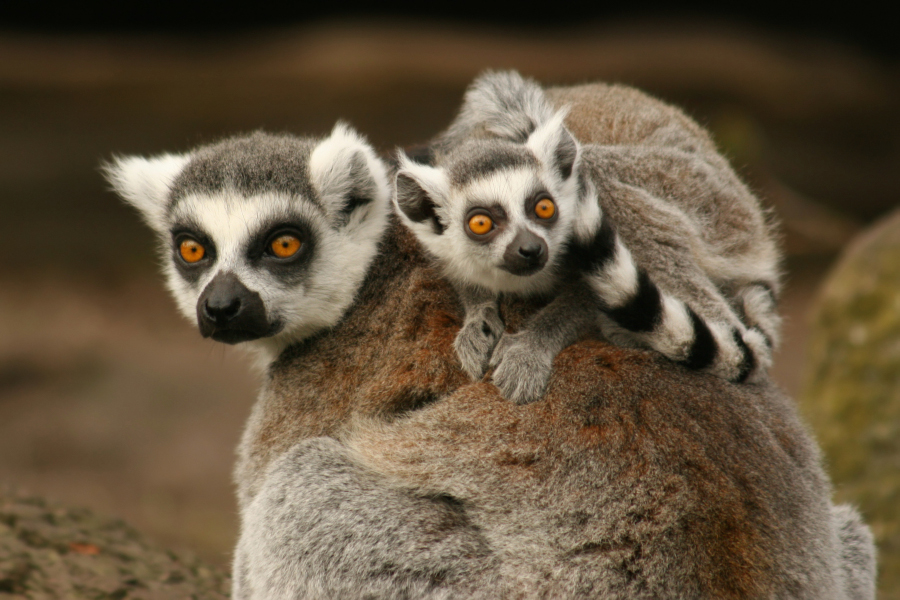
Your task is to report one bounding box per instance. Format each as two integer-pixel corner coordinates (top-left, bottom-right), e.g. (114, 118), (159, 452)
(736, 282), (781, 354)
(568, 217), (770, 383)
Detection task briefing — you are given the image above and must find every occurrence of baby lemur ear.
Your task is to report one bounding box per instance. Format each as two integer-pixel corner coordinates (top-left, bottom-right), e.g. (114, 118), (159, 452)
(102, 153), (190, 232)
(393, 152), (450, 236)
(309, 122), (390, 227)
(526, 109), (579, 181)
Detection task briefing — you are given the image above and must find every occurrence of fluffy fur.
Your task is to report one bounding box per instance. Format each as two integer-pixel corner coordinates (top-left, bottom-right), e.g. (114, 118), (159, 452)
(107, 95), (875, 599)
(103, 125), (391, 366)
(233, 222), (875, 599)
(394, 71), (781, 403)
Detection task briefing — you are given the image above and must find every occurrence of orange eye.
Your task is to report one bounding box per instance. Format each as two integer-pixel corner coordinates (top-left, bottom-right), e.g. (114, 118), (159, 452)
(270, 234), (302, 258)
(535, 197), (556, 219)
(468, 214), (493, 235)
(179, 239), (206, 263)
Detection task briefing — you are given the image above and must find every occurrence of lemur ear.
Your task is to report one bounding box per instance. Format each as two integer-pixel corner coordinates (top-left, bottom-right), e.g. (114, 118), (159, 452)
(309, 122), (390, 226)
(526, 109), (579, 181)
(102, 153), (190, 232)
(393, 153), (450, 235)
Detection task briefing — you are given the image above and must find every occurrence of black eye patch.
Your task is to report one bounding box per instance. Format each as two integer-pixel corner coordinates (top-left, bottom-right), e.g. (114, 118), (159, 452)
(170, 224), (216, 284)
(525, 190), (558, 226)
(246, 218), (318, 285)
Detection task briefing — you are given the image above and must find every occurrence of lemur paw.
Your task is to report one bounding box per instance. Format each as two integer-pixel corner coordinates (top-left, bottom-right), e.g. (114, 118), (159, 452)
(489, 332), (553, 404)
(454, 306), (505, 380)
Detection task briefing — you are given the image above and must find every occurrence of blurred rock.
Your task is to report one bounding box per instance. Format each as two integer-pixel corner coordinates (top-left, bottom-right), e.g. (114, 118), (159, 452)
(0, 488), (229, 599)
(801, 207), (900, 599)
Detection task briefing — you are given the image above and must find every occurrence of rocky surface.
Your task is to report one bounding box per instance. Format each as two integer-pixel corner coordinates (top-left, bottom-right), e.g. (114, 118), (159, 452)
(801, 208), (900, 599)
(0, 489), (229, 599)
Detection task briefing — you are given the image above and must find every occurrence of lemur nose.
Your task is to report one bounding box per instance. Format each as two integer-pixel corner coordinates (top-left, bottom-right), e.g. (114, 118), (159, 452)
(204, 296), (242, 323)
(196, 271), (273, 343)
(518, 243), (543, 260)
(502, 230), (549, 276)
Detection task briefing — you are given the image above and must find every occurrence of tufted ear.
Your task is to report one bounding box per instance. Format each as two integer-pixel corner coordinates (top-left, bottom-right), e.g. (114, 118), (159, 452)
(393, 153), (451, 236)
(526, 109), (579, 182)
(102, 153), (190, 233)
(309, 122), (390, 227)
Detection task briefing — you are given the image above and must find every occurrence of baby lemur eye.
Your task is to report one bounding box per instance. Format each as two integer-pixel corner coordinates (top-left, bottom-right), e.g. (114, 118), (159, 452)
(269, 234), (303, 259)
(534, 197), (556, 219)
(179, 239), (206, 263)
(468, 214), (494, 236)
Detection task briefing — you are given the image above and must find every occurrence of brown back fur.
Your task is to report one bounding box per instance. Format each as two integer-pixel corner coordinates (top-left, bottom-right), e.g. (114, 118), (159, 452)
(236, 220), (843, 597)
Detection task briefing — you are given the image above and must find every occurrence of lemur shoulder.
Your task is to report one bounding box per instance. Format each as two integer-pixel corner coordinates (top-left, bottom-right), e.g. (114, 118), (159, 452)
(105, 118), (874, 598)
(394, 71), (781, 404)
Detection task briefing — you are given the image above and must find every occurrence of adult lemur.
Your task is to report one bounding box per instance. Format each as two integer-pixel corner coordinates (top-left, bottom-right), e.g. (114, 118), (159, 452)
(104, 124), (391, 368)
(105, 108), (874, 597)
(394, 71), (780, 404)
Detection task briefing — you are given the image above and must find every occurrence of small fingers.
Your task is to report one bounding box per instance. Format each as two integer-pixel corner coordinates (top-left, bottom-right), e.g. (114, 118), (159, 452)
(490, 333), (553, 404)
(455, 308), (505, 380)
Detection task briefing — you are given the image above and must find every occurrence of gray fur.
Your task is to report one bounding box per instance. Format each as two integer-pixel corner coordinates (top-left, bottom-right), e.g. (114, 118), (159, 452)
(445, 140), (538, 186)
(104, 124), (392, 366)
(489, 283), (600, 404)
(833, 504), (878, 600)
(170, 131), (319, 210)
(436, 69), (556, 149)
(235, 334), (876, 598)
(453, 286), (505, 380)
(228, 219), (875, 600)
(233, 438), (494, 600)
(395, 70), (782, 402)
(108, 83), (876, 598)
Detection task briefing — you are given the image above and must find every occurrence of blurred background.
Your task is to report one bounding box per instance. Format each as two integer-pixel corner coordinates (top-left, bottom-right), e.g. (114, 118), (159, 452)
(0, 4), (897, 597)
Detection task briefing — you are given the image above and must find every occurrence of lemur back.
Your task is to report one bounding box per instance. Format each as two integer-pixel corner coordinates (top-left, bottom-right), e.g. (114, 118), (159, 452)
(394, 71), (781, 404)
(545, 81), (781, 345)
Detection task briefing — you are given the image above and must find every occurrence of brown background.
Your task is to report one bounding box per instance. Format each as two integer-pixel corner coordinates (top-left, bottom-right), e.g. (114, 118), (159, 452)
(0, 13), (897, 585)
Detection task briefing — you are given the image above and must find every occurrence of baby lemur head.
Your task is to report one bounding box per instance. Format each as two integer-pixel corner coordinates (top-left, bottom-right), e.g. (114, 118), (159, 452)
(104, 125), (391, 361)
(393, 110), (586, 296)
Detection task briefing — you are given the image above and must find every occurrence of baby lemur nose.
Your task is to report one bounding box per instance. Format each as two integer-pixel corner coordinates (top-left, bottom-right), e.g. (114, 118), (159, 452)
(196, 271), (272, 343)
(502, 230), (548, 275)
(518, 243), (543, 259)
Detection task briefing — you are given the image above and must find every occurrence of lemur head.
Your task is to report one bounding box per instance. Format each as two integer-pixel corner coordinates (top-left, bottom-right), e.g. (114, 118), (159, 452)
(104, 125), (390, 362)
(393, 110), (585, 296)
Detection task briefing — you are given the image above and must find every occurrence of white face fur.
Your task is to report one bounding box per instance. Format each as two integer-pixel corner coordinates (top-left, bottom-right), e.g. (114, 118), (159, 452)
(105, 125), (390, 365)
(395, 112), (590, 296)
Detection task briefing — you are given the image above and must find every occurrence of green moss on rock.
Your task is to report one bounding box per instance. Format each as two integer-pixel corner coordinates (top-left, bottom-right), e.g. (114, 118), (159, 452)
(802, 208), (900, 600)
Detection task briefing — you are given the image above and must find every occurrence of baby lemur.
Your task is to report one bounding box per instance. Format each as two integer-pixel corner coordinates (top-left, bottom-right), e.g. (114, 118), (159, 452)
(394, 71), (780, 404)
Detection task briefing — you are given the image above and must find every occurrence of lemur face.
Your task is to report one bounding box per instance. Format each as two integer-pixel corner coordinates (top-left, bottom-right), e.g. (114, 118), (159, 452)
(394, 112), (582, 296)
(163, 189), (333, 346)
(105, 126), (390, 362)
(462, 177), (558, 277)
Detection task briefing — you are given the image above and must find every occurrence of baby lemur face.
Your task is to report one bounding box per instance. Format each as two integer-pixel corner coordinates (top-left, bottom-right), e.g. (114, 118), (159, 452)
(104, 126), (390, 362)
(394, 112), (584, 296)
(461, 172), (559, 277)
